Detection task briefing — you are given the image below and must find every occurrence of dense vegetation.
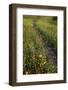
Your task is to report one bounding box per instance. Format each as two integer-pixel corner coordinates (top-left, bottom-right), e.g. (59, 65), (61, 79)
(23, 15), (57, 75)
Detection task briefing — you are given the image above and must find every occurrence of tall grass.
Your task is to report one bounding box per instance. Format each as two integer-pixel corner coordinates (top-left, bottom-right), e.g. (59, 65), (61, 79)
(35, 16), (57, 54)
(23, 15), (57, 74)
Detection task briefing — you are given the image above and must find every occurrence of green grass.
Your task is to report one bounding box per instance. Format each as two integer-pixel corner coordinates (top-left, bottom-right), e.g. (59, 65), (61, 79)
(35, 16), (57, 53)
(23, 15), (57, 75)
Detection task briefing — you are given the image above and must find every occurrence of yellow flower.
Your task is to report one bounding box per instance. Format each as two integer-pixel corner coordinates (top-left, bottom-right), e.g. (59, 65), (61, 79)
(39, 54), (42, 58)
(43, 61), (46, 64)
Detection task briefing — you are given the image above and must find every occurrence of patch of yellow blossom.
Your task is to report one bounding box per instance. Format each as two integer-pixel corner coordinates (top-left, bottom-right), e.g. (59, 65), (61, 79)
(39, 54), (42, 58)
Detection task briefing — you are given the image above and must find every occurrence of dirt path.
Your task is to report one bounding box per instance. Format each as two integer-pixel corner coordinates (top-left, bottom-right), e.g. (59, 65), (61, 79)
(45, 45), (57, 66)
(32, 24), (57, 69)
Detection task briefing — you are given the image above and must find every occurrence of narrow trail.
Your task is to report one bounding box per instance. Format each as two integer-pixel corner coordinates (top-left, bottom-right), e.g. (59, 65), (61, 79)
(45, 45), (57, 66)
(32, 24), (57, 69)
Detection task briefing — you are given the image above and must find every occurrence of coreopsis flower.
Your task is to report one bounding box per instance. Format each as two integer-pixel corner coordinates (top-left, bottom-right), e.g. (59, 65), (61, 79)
(43, 61), (46, 64)
(39, 54), (42, 58)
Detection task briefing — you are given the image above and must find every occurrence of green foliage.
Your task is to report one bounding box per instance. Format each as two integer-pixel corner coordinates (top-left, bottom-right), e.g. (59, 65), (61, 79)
(23, 15), (57, 75)
(35, 16), (57, 54)
(43, 63), (57, 73)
